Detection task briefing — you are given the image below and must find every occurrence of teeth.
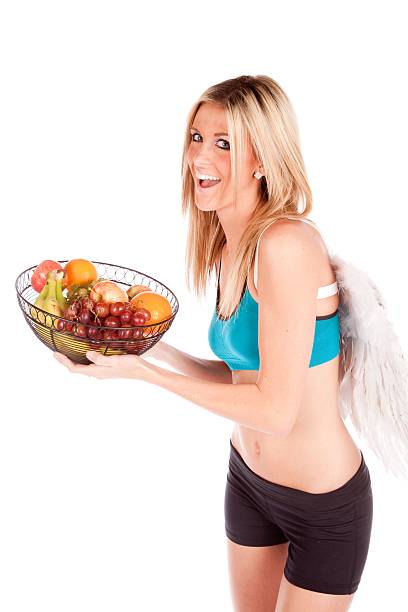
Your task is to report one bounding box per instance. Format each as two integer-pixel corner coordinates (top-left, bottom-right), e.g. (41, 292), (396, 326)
(196, 173), (220, 181)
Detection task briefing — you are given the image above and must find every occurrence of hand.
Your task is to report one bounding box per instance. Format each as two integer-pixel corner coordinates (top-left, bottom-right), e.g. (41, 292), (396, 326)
(143, 339), (165, 360)
(53, 350), (150, 380)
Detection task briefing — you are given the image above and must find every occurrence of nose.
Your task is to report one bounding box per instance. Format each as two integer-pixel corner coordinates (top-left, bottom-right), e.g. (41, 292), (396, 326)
(191, 140), (218, 168)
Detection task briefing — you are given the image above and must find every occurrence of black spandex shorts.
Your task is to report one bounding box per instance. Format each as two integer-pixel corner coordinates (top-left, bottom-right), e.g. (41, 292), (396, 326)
(225, 439), (373, 595)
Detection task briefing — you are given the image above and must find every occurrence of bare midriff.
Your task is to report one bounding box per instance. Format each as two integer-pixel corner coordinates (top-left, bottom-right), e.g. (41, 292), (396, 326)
(223, 233), (362, 495)
(230, 354), (362, 494)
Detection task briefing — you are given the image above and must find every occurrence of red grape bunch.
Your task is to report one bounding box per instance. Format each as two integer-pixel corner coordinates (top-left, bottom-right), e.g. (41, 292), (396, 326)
(57, 297), (151, 352)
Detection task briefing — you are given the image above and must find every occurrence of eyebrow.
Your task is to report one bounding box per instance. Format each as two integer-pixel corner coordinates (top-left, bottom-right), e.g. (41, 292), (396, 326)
(190, 126), (229, 137)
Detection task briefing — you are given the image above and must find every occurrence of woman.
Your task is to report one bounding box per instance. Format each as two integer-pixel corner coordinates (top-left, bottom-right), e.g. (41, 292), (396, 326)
(54, 74), (373, 611)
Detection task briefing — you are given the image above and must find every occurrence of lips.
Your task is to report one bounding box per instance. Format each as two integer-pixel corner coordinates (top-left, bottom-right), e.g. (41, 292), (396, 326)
(196, 177), (222, 191)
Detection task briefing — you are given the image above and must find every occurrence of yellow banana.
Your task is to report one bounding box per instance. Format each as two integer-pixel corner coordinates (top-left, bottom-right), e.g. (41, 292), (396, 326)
(32, 270), (63, 328)
(55, 270), (68, 312)
(31, 278), (50, 324)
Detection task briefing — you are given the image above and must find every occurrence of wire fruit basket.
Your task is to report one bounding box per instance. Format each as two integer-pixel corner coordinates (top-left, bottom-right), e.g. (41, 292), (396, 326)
(16, 261), (179, 364)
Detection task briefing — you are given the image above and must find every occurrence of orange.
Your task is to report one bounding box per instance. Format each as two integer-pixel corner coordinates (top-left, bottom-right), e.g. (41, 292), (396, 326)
(130, 291), (173, 334)
(63, 259), (98, 289)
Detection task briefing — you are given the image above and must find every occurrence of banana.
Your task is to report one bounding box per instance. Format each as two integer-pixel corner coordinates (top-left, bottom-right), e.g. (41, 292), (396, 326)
(31, 279), (50, 324)
(43, 270), (63, 325)
(55, 270), (68, 312)
(32, 270), (63, 327)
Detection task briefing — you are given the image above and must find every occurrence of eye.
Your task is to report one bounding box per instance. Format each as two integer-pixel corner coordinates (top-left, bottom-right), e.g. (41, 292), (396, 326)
(190, 132), (230, 150)
(217, 139), (230, 150)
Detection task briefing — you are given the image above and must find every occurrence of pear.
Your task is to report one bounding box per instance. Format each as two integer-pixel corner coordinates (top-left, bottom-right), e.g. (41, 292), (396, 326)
(127, 284), (152, 300)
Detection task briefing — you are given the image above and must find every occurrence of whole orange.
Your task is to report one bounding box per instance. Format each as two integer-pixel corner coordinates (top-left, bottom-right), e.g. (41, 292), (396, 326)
(63, 259), (98, 289)
(130, 291), (172, 332)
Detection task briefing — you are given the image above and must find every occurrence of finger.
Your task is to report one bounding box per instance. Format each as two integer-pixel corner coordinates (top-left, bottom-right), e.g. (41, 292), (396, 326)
(86, 351), (117, 367)
(53, 352), (101, 376)
(53, 352), (74, 368)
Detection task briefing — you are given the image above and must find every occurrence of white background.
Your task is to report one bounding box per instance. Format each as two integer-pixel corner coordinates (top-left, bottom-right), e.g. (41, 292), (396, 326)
(1, 1), (407, 610)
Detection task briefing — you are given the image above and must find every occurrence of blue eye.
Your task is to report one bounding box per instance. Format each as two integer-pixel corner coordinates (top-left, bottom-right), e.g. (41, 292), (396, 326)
(217, 139), (230, 150)
(190, 132), (230, 150)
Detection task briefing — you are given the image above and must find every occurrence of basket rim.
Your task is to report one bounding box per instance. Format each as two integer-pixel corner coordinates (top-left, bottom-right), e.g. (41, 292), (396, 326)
(15, 260), (179, 327)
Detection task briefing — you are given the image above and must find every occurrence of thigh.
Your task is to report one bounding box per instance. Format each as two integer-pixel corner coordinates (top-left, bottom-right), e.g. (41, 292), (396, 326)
(276, 574), (355, 612)
(227, 538), (289, 612)
(224, 460), (290, 611)
(277, 461), (373, 597)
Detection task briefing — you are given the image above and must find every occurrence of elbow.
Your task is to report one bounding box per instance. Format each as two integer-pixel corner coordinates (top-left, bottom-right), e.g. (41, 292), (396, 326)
(271, 421), (294, 438)
(279, 420), (296, 438)
(259, 392), (298, 438)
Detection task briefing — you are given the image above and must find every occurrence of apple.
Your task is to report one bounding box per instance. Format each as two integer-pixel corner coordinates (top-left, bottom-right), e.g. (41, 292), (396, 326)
(32, 260), (63, 292)
(89, 280), (129, 304)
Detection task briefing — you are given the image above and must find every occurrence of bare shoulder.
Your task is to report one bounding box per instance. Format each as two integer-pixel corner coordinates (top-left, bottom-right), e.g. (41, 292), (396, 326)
(259, 217), (324, 258)
(254, 218), (331, 296)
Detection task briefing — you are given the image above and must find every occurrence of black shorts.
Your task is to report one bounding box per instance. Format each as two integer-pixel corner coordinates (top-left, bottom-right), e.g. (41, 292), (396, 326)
(225, 439), (373, 595)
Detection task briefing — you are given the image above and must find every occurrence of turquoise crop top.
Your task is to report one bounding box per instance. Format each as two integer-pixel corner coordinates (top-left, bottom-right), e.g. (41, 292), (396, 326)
(207, 217), (341, 371)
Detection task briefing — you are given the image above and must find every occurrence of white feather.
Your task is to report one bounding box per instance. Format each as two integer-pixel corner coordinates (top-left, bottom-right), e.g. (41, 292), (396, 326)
(330, 253), (408, 479)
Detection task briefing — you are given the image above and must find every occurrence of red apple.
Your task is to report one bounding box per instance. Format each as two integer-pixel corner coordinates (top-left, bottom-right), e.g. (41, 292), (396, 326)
(89, 280), (129, 304)
(32, 260), (63, 292)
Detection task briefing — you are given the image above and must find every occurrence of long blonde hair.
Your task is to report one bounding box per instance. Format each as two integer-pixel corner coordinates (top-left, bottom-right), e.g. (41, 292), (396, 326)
(181, 74), (313, 319)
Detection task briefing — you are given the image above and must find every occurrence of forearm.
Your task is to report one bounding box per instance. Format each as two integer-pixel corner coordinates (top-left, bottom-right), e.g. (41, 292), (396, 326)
(148, 341), (232, 384)
(139, 361), (289, 438)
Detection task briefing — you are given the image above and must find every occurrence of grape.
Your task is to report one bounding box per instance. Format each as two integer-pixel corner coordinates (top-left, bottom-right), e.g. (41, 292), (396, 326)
(138, 308), (151, 322)
(65, 321), (75, 332)
(110, 302), (125, 316)
(56, 319), (65, 331)
(78, 309), (91, 324)
(118, 326), (134, 340)
(104, 316), (120, 328)
(120, 310), (132, 324)
(80, 297), (94, 311)
(103, 329), (117, 340)
(65, 304), (78, 319)
(87, 326), (100, 339)
(131, 313), (145, 326)
(74, 324), (87, 338)
(95, 302), (110, 318)
(133, 328), (143, 339)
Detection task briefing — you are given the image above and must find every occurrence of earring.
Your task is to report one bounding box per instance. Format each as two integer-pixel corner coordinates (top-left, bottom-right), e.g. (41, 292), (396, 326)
(253, 170), (263, 180)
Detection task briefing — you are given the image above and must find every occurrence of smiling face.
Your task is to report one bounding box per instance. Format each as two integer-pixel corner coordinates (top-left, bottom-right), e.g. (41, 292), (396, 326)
(186, 102), (262, 213)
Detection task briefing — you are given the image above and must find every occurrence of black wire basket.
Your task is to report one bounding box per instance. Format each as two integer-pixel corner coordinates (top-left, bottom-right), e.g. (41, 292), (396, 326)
(16, 261), (179, 364)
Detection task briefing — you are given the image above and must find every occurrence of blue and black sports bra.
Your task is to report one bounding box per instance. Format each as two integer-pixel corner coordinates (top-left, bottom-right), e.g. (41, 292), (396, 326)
(208, 217), (340, 371)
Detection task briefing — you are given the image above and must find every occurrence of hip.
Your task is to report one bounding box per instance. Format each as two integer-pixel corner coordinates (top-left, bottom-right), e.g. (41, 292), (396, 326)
(231, 421), (363, 494)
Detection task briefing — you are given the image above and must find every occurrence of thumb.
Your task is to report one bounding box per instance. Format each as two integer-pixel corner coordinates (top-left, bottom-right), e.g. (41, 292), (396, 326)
(86, 350), (109, 364)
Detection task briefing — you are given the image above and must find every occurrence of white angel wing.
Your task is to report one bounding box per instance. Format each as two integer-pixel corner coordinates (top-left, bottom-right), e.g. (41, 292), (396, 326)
(330, 253), (408, 479)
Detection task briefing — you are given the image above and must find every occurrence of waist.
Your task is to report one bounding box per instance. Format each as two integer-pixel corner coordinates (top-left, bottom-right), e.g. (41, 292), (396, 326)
(231, 418), (363, 495)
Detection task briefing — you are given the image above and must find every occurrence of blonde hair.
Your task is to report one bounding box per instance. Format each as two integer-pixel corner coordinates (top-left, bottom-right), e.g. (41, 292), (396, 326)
(181, 74), (313, 319)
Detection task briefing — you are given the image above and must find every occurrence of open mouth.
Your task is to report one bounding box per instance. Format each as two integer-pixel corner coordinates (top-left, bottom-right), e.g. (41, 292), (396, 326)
(198, 178), (222, 189)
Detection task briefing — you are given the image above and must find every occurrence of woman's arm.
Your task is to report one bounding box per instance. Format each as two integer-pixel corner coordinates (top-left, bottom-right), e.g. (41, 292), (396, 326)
(145, 340), (233, 384)
(138, 360), (289, 438)
(54, 347), (289, 437)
